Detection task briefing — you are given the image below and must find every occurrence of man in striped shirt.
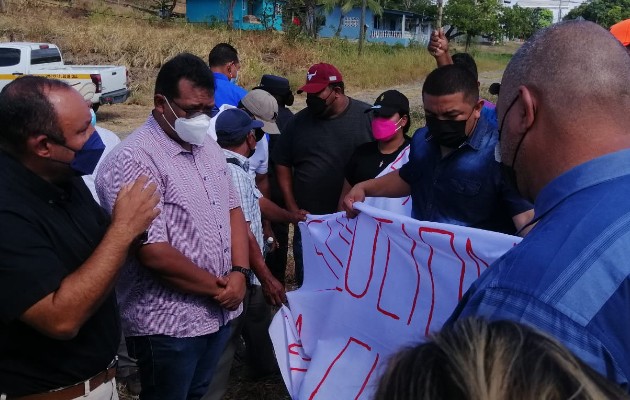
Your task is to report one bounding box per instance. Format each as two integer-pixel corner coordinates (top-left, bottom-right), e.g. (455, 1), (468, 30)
(96, 53), (250, 400)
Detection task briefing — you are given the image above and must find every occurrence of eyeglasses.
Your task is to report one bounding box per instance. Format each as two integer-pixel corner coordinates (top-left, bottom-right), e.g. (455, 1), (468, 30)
(168, 97), (214, 119)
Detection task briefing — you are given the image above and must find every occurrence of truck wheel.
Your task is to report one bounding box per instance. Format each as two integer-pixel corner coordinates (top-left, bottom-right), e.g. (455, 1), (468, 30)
(92, 104), (100, 113)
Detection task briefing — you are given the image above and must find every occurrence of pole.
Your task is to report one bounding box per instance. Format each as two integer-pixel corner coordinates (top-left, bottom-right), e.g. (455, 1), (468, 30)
(558, 0), (563, 22)
(358, 0), (367, 55)
(436, 0), (443, 29)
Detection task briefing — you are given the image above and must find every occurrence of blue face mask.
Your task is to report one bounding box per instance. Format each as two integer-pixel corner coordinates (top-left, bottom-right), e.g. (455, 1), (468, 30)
(54, 130), (106, 176)
(90, 108), (97, 127)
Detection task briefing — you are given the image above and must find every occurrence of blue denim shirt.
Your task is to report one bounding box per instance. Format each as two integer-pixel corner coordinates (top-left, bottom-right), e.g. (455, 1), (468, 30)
(398, 111), (531, 234)
(212, 72), (247, 112)
(450, 149), (630, 391)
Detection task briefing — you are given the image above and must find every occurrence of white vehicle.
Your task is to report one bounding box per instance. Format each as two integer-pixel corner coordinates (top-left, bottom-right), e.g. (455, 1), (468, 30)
(0, 42), (129, 111)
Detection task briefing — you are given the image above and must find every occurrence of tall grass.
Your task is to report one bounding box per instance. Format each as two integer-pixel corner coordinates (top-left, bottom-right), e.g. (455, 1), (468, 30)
(1, 0), (511, 106)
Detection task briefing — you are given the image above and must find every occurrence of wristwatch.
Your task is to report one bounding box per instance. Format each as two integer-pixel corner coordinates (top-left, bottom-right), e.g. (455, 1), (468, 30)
(231, 266), (254, 286)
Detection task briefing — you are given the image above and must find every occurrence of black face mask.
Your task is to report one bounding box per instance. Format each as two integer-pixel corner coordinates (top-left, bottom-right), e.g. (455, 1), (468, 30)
(306, 89), (334, 117)
(426, 116), (469, 148)
(497, 95), (522, 194)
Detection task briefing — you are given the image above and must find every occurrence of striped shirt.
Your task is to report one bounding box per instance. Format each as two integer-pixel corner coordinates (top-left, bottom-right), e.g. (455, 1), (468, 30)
(96, 115), (241, 338)
(449, 149), (630, 390)
(224, 149), (263, 286)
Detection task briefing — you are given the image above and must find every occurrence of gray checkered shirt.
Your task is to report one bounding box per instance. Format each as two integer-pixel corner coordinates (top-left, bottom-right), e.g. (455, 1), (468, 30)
(223, 149), (263, 286)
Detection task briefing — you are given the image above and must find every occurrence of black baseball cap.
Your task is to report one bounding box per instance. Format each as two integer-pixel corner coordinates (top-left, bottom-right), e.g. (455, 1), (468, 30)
(366, 90), (410, 118)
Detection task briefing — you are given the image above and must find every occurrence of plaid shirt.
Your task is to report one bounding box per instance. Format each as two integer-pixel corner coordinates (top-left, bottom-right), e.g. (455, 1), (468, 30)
(96, 115), (241, 338)
(224, 149), (263, 286)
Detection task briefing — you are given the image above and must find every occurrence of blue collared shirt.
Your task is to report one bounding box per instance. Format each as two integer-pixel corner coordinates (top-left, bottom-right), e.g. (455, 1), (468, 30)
(398, 111), (531, 234)
(450, 149), (630, 391)
(212, 72), (247, 113)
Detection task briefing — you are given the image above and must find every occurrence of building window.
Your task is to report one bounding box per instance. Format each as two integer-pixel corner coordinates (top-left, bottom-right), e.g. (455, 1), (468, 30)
(343, 16), (359, 27)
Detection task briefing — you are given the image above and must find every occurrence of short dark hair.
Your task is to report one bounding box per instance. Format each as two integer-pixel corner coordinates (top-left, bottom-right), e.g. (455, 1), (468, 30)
(208, 43), (239, 67)
(422, 64), (479, 105)
(452, 52), (479, 81)
(0, 76), (68, 156)
(155, 53), (215, 100)
(329, 81), (345, 93)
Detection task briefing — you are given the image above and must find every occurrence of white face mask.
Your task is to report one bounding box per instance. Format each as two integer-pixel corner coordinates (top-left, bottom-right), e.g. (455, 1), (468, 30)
(230, 70), (239, 85)
(164, 98), (211, 146)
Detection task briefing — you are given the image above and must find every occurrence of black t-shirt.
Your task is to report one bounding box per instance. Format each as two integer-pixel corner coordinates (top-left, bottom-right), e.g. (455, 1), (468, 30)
(268, 106), (295, 206)
(272, 98), (373, 214)
(0, 152), (119, 396)
(345, 139), (410, 186)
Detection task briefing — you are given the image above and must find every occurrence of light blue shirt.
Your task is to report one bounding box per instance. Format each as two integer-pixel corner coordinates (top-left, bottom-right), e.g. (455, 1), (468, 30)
(450, 149), (630, 391)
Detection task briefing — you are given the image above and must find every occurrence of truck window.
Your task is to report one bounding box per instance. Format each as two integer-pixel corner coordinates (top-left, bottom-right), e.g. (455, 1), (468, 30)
(0, 48), (21, 67)
(31, 48), (62, 65)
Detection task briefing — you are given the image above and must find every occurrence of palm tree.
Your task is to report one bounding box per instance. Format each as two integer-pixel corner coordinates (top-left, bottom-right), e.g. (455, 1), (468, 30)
(321, 0), (383, 37)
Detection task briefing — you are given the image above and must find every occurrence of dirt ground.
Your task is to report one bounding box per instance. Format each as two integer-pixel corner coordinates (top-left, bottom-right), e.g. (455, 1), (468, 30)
(96, 70), (504, 138)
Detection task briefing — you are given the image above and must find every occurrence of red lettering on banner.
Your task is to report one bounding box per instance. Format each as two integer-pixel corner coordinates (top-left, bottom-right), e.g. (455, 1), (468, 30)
(345, 219), (377, 298)
(289, 343), (312, 361)
(335, 217), (351, 245)
(466, 238), (489, 277)
(308, 337), (379, 400)
(296, 314), (303, 337)
(402, 223), (421, 325)
(314, 245), (340, 279)
(290, 368), (308, 372)
(325, 221), (343, 268)
(376, 238), (400, 320)
(418, 227), (466, 335)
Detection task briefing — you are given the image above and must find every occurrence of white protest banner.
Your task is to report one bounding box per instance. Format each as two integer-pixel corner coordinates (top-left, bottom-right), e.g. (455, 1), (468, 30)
(270, 202), (521, 400)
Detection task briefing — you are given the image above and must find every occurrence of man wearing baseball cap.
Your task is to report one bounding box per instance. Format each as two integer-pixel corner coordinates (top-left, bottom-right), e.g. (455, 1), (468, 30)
(339, 90), (412, 216)
(206, 108), (286, 400)
(272, 62), (373, 287)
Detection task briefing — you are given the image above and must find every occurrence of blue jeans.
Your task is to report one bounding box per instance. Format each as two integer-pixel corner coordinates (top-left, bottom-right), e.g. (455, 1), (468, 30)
(126, 324), (230, 400)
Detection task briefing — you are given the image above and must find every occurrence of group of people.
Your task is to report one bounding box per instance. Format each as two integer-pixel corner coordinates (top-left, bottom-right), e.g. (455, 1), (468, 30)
(0, 18), (629, 400)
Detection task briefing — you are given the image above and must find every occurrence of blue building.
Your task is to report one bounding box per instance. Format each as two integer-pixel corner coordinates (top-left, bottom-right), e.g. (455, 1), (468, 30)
(318, 7), (432, 46)
(187, 0), (285, 31)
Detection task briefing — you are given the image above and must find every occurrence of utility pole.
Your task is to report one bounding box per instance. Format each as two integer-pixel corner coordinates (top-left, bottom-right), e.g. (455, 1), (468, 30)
(558, 0), (563, 22)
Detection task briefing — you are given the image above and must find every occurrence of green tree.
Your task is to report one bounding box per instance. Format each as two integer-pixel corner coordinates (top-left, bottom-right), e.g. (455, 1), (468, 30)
(444, 0), (503, 50)
(564, 0), (630, 28)
(501, 6), (553, 40)
(535, 8), (553, 29)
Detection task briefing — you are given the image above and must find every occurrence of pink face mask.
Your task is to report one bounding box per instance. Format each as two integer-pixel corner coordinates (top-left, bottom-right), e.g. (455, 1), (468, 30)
(371, 117), (402, 141)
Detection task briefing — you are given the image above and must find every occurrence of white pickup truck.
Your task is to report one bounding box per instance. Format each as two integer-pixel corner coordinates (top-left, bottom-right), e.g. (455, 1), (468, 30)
(0, 42), (129, 111)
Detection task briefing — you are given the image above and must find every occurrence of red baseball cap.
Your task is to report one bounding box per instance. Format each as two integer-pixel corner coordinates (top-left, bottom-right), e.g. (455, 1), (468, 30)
(297, 63), (343, 94)
(610, 19), (630, 47)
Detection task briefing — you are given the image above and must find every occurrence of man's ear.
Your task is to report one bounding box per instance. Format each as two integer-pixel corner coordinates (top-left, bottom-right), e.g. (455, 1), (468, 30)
(472, 98), (484, 119)
(28, 134), (54, 158)
(517, 85), (537, 133)
(154, 94), (166, 115)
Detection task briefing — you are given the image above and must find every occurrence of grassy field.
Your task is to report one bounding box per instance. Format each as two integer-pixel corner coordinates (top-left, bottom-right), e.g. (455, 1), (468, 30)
(2, 0), (514, 111)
